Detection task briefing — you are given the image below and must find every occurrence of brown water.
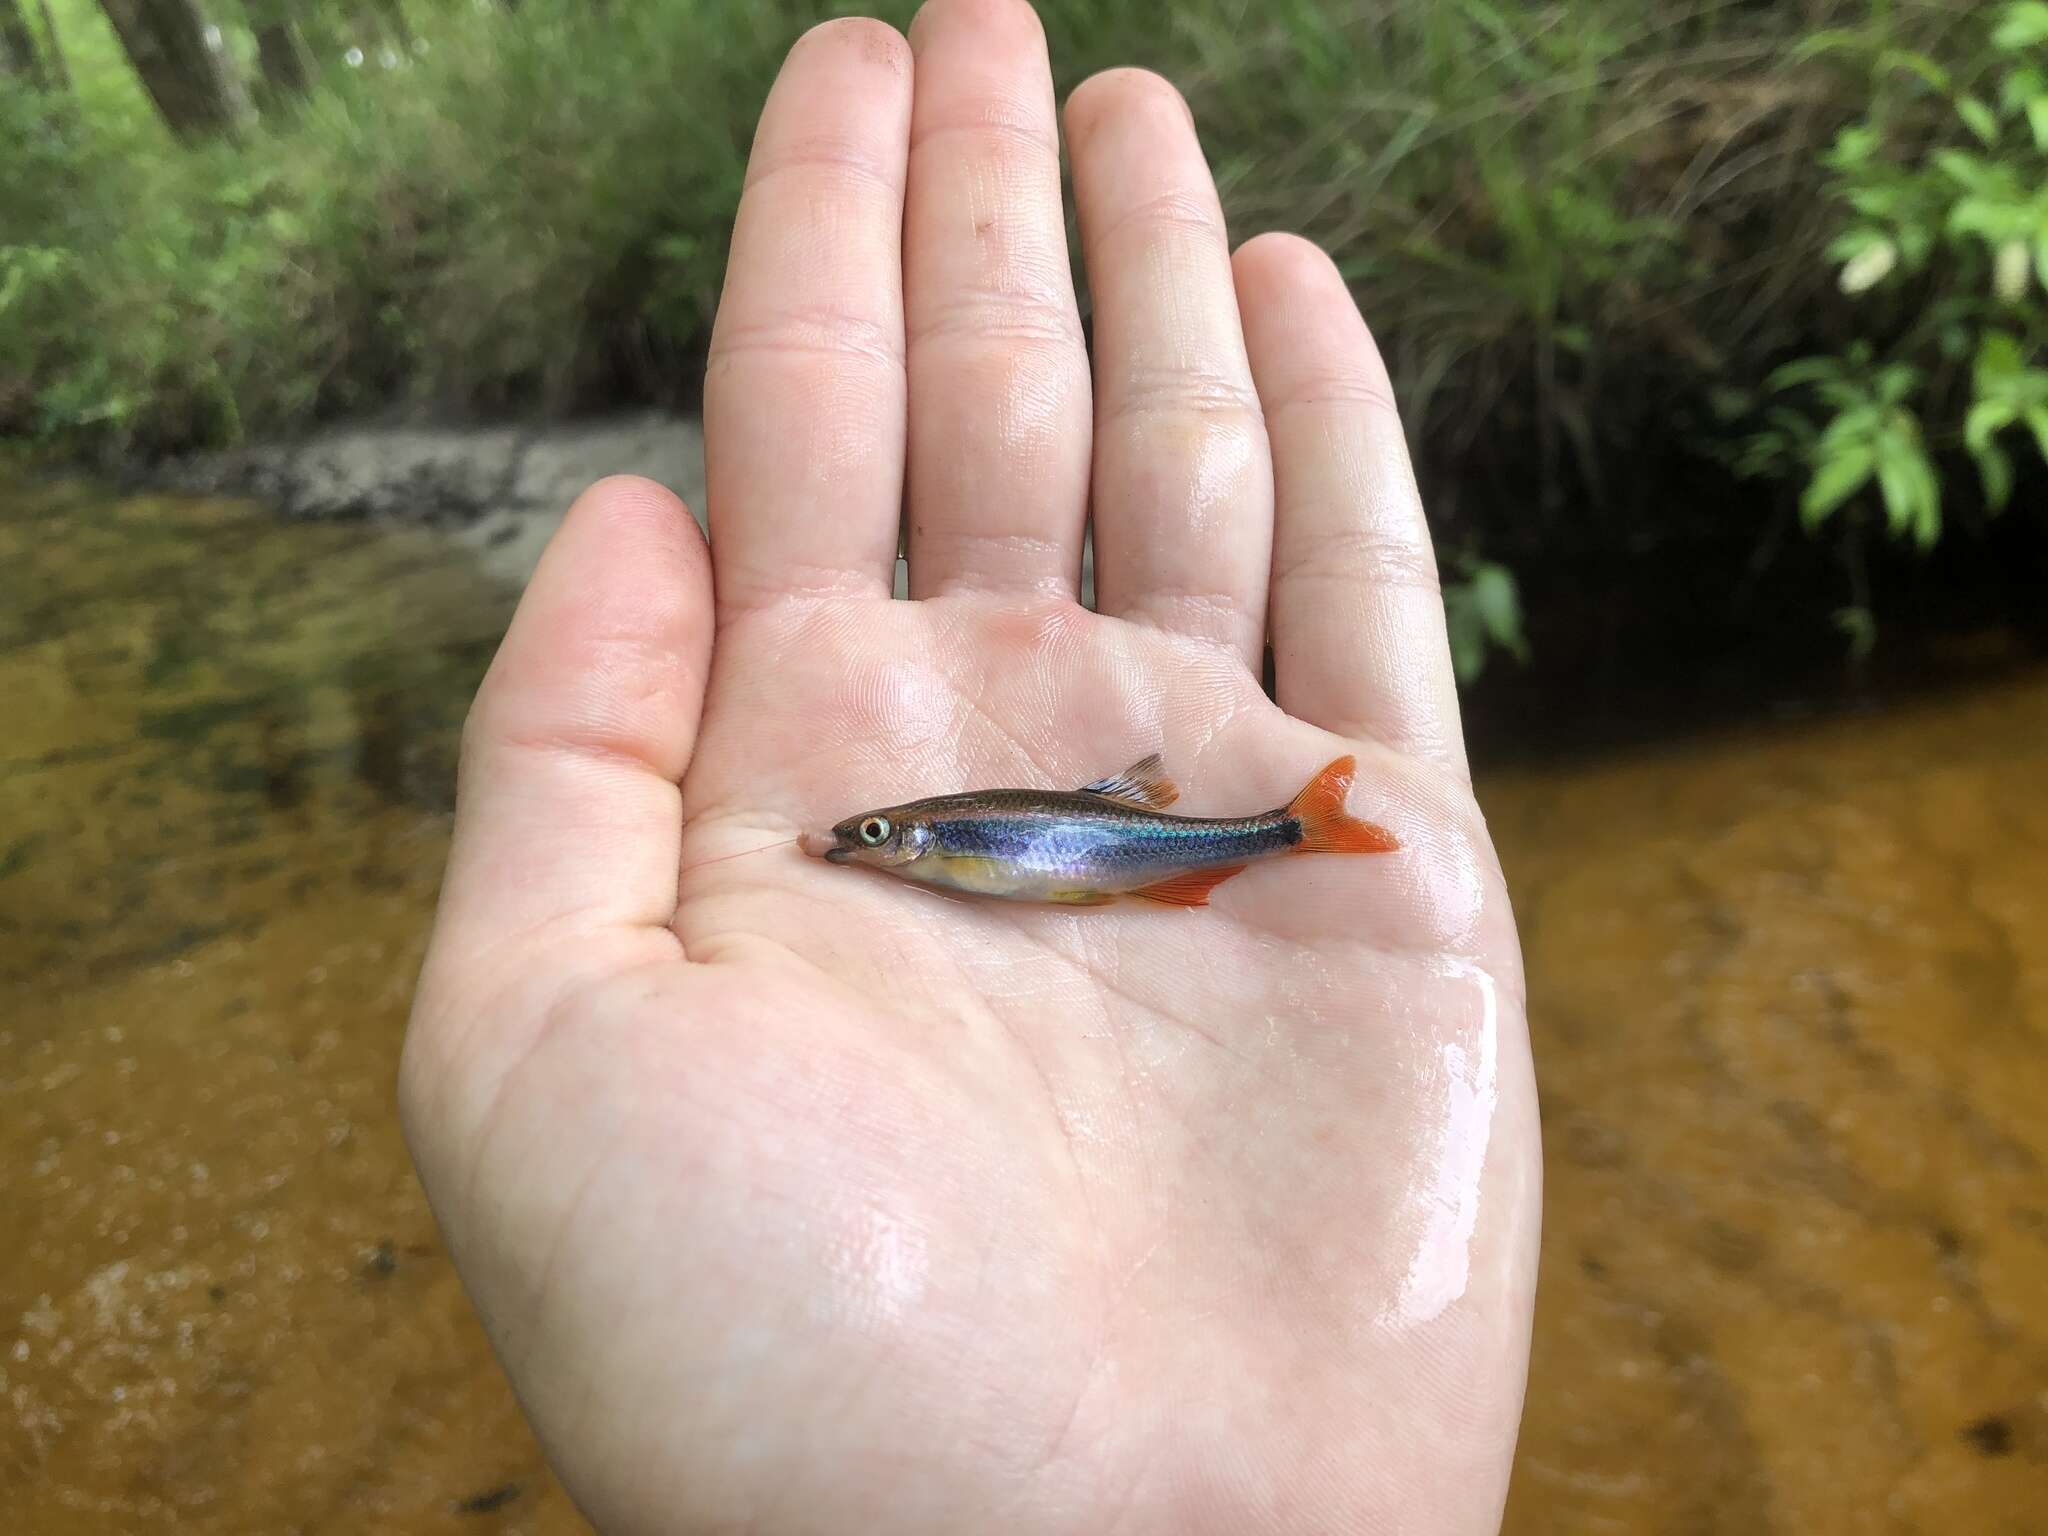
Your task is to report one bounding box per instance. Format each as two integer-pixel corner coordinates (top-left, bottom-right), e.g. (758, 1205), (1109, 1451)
(0, 480), (577, 1529)
(1488, 683), (2048, 1532)
(3, 477), (2044, 1531)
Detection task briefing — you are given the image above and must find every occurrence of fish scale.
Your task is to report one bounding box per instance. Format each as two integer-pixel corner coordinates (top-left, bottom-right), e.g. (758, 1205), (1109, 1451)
(918, 793), (1300, 891)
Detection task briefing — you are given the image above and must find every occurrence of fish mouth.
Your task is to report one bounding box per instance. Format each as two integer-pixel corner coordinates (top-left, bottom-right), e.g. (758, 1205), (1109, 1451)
(798, 828), (850, 861)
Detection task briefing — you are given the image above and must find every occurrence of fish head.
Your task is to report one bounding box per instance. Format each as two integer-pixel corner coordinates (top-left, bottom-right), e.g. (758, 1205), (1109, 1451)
(800, 807), (935, 870)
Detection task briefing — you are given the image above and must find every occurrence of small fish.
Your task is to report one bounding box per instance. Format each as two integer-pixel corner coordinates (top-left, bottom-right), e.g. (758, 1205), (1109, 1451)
(799, 753), (1397, 906)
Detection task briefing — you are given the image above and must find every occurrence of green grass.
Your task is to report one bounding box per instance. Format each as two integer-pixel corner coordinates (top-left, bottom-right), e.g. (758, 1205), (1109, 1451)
(0, 0), (1851, 453)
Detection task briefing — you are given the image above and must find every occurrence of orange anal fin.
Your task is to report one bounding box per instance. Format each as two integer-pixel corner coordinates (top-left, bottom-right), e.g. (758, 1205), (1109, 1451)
(1286, 756), (1399, 855)
(1129, 864), (1249, 907)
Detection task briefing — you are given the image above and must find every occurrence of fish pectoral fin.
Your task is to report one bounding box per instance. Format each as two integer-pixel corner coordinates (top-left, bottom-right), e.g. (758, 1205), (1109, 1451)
(1129, 864), (1248, 907)
(1079, 752), (1180, 810)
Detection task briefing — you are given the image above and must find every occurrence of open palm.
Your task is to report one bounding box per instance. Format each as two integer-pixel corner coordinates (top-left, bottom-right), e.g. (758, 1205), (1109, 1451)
(402, 5), (1538, 1533)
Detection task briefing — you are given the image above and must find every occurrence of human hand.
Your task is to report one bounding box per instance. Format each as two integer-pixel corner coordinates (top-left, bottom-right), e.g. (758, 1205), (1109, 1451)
(401, 3), (1538, 1532)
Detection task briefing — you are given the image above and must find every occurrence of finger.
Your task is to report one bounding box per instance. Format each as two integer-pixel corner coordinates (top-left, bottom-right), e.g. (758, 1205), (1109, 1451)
(1066, 69), (1272, 665)
(1233, 233), (1467, 776)
(902, 0), (1091, 599)
(703, 19), (913, 614)
(426, 476), (713, 984)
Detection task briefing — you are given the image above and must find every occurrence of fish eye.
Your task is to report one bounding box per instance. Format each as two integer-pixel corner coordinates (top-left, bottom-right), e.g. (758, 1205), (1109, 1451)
(857, 816), (891, 846)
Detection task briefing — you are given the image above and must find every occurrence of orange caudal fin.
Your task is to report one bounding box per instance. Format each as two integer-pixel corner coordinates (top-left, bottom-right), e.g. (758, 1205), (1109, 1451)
(1130, 864), (1249, 906)
(1287, 756), (1399, 854)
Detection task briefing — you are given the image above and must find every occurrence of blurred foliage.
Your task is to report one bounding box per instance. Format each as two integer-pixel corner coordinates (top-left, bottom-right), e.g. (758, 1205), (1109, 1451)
(1719, 1), (2048, 581)
(3, 0), (2046, 680)
(1443, 555), (1529, 686)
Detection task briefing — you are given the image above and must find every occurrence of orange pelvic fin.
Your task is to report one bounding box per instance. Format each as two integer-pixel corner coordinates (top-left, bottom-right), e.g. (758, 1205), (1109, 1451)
(1287, 756), (1399, 855)
(1130, 863), (1248, 906)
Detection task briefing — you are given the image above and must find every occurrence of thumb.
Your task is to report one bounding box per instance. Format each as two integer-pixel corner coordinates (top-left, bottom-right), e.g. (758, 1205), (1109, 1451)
(421, 475), (712, 997)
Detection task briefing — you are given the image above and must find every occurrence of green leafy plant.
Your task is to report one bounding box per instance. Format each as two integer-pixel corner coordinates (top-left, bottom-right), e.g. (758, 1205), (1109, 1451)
(1966, 328), (2048, 506)
(1443, 556), (1529, 686)
(1759, 347), (1941, 545)
(1751, 1), (2048, 570)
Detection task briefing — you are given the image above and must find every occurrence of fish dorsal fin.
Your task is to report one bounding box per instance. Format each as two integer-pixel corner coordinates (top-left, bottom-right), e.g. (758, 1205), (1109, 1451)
(1079, 753), (1179, 810)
